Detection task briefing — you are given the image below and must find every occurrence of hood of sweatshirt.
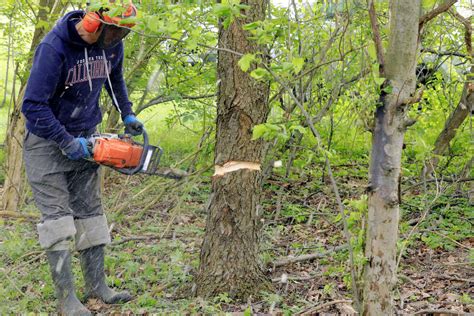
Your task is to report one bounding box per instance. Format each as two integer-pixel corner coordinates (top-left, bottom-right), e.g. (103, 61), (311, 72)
(53, 10), (92, 47)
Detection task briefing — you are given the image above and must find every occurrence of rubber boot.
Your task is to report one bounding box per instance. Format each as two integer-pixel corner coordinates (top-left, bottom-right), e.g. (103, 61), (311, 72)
(79, 245), (133, 304)
(46, 250), (91, 316)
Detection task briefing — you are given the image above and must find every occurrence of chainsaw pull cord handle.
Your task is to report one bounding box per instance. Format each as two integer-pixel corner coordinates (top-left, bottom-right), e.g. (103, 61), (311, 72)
(116, 129), (150, 175)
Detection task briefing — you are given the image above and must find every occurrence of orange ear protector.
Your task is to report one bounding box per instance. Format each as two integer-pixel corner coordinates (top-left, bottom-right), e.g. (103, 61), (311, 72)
(83, 2), (137, 33)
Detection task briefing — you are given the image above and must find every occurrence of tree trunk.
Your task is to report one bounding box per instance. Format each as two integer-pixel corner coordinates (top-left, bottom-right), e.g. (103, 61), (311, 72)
(363, 1), (421, 315)
(195, 0), (271, 299)
(423, 69), (473, 177)
(1, 0), (66, 211)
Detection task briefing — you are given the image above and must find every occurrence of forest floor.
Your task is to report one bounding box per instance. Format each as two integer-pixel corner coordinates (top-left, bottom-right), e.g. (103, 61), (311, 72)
(0, 167), (472, 314)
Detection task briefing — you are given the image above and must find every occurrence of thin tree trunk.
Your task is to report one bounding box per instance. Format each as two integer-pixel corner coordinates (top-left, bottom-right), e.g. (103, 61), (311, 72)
(2, 0), (66, 211)
(195, 0), (271, 299)
(423, 68), (473, 177)
(363, 0), (421, 314)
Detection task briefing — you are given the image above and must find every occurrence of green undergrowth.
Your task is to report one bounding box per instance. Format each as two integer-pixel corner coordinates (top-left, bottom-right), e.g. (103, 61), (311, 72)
(0, 100), (472, 313)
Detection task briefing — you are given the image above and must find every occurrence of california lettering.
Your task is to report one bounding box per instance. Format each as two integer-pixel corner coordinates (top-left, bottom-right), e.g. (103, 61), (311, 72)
(65, 58), (112, 86)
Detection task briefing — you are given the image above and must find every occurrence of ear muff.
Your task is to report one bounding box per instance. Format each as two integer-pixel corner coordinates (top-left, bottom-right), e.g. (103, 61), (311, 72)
(83, 12), (101, 33)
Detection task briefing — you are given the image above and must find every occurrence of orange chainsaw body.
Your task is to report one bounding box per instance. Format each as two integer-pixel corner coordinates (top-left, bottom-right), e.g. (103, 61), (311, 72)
(93, 137), (143, 169)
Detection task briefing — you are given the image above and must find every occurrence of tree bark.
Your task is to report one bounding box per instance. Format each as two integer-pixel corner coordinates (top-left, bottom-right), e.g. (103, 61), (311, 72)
(363, 1), (421, 315)
(195, 0), (271, 299)
(2, 0), (66, 212)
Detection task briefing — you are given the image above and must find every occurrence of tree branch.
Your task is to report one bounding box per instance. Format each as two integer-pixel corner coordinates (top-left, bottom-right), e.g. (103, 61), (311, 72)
(296, 300), (353, 315)
(136, 93), (216, 114)
(450, 8), (473, 57)
(421, 47), (467, 58)
(368, 0), (385, 76)
(270, 245), (348, 268)
(419, 0), (458, 32)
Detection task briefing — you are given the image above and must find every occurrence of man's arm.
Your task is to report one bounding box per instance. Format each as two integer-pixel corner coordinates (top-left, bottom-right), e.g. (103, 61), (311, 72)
(22, 44), (74, 147)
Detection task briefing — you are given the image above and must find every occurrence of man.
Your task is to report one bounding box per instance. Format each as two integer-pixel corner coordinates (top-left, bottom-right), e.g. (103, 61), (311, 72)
(22, 2), (143, 314)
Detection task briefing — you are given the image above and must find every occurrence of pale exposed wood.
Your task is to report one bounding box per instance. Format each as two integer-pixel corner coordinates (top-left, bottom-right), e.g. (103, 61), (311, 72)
(213, 161), (261, 176)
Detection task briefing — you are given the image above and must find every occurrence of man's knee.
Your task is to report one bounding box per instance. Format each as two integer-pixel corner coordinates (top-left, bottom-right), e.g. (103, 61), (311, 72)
(37, 216), (76, 249)
(74, 214), (111, 251)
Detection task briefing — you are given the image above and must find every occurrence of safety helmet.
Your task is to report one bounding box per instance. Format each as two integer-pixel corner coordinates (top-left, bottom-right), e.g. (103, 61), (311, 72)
(83, 1), (137, 48)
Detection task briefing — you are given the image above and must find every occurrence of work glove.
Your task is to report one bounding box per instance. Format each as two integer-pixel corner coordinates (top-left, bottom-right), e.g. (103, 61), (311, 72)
(61, 137), (91, 160)
(123, 114), (144, 136)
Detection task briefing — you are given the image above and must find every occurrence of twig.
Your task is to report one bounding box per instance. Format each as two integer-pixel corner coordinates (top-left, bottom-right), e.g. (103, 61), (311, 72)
(0, 211), (39, 219)
(402, 177), (473, 193)
(0, 268), (27, 297)
(414, 309), (464, 315)
(270, 245), (348, 268)
(450, 8), (473, 57)
(421, 48), (467, 58)
(442, 261), (474, 267)
(397, 187), (443, 269)
(110, 234), (173, 246)
(399, 274), (423, 289)
(432, 274), (473, 283)
(368, 0), (385, 76)
(136, 93), (217, 114)
(296, 299), (353, 315)
(271, 274), (317, 283)
(16, 250), (43, 262)
(422, 229), (472, 250)
(419, 0), (458, 32)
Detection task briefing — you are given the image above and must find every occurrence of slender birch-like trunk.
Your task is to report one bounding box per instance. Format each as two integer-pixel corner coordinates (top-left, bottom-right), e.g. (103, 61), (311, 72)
(363, 1), (421, 314)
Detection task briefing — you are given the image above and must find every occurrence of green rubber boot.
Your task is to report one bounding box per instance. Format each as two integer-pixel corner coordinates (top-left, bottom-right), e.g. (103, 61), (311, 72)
(46, 250), (91, 316)
(79, 245), (133, 304)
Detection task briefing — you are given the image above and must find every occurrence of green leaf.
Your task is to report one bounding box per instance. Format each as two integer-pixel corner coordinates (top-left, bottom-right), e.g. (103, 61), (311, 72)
(36, 20), (49, 29)
(252, 124), (267, 140)
(243, 21), (261, 30)
(422, 0), (437, 9)
(292, 57), (304, 74)
(367, 43), (377, 60)
(238, 54), (255, 72)
(243, 307), (252, 316)
(250, 68), (268, 80)
(374, 77), (385, 86)
(382, 84), (393, 94)
(147, 17), (162, 33)
(290, 125), (306, 135)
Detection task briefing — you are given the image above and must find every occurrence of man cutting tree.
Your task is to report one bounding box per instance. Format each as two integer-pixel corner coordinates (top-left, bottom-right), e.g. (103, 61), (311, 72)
(21, 1), (143, 314)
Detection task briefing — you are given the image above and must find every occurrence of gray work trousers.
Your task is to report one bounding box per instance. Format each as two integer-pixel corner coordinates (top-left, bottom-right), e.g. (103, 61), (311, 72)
(23, 131), (111, 251)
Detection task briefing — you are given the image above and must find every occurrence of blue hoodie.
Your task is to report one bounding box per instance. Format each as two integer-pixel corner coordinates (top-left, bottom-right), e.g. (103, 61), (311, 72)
(22, 10), (134, 147)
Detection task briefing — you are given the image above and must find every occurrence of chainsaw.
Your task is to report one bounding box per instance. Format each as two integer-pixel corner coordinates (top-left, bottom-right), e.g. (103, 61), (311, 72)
(87, 130), (187, 179)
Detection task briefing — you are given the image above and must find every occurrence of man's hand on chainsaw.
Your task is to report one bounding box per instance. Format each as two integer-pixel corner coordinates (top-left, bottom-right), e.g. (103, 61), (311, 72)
(123, 115), (144, 136)
(62, 137), (92, 160)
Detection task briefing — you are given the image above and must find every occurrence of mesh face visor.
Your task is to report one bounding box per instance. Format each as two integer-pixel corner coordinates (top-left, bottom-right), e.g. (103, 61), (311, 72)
(95, 3), (137, 49)
(96, 24), (131, 49)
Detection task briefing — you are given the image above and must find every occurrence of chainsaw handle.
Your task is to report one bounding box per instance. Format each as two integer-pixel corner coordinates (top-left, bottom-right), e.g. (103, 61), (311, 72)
(115, 129), (149, 175)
